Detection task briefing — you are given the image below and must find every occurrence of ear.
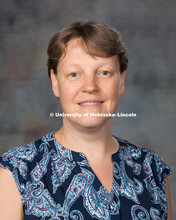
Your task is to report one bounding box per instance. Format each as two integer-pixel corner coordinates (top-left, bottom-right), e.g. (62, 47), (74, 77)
(120, 71), (126, 95)
(50, 69), (60, 98)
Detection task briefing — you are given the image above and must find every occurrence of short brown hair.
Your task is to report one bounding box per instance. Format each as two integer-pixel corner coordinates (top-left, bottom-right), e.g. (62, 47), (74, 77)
(47, 21), (128, 78)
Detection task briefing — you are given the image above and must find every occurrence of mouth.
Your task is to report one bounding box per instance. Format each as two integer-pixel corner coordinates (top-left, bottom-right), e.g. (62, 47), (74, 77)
(78, 101), (104, 106)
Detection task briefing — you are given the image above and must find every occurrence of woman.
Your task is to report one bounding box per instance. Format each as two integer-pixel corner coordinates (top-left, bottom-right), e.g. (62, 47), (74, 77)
(0, 21), (173, 219)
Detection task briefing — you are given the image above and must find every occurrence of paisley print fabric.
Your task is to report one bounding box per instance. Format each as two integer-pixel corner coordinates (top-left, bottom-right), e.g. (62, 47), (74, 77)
(0, 132), (173, 219)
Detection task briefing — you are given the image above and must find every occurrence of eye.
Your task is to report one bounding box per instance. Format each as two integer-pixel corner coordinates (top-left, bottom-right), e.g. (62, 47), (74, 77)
(69, 72), (79, 78)
(98, 71), (111, 78)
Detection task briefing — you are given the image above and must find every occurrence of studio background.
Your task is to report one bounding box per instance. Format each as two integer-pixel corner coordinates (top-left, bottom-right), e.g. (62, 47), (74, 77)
(0, 0), (175, 216)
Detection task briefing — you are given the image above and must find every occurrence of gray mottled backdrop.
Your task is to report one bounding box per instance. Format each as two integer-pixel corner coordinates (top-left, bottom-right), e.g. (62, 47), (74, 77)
(0, 0), (175, 216)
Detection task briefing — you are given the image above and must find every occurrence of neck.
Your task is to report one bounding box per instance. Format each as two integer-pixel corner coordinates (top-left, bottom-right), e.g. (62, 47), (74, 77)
(55, 118), (119, 160)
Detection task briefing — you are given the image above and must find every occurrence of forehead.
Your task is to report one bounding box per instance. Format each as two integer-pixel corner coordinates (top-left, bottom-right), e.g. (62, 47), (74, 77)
(58, 38), (120, 69)
(65, 38), (86, 53)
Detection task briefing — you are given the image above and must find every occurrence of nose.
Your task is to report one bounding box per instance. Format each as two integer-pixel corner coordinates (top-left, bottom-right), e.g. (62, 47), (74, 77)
(82, 74), (99, 93)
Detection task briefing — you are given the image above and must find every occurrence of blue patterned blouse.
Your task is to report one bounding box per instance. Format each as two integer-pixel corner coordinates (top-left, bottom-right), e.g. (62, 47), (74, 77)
(0, 132), (173, 220)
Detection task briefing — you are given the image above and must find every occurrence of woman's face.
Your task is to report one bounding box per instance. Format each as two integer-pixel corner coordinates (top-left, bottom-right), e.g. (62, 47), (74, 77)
(51, 38), (126, 129)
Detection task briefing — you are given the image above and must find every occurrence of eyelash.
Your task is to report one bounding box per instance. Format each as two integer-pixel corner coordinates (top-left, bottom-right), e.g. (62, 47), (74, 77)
(67, 70), (112, 79)
(69, 72), (79, 78)
(99, 71), (111, 77)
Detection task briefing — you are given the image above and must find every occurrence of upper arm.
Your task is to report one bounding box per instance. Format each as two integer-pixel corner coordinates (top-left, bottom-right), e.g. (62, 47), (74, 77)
(165, 177), (172, 220)
(0, 167), (24, 220)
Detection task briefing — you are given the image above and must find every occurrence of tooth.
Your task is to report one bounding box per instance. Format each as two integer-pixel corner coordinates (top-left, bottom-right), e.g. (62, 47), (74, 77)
(80, 102), (101, 105)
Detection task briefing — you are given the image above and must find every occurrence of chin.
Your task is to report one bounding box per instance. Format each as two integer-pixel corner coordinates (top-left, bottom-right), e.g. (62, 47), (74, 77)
(74, 117), (111, 129)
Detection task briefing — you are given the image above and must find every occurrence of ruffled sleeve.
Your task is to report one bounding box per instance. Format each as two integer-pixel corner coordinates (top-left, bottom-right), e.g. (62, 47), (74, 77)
(0, 142), (39, 202)
(152, 151), (173, 191)
(142, 147), (173, 192)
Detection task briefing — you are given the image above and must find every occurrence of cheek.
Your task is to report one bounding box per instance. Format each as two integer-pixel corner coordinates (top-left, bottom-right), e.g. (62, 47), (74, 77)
(59, 83), (78, 103)
(103, 81), (120, 99)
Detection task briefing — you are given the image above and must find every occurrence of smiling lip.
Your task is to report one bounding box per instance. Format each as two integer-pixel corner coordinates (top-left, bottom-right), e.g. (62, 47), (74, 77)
(78, 100), (104, 107)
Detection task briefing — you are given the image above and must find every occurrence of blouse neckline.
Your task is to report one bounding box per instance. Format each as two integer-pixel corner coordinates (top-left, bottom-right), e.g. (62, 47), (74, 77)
(52, 131), (124, 162)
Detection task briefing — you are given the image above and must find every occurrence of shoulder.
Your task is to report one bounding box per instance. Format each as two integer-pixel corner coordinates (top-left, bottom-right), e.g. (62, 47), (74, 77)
(0, 132), (58, 185)
(115, 136), (173, 190)
(0, 132), (56, 168)
(0, 132), (58, 205)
